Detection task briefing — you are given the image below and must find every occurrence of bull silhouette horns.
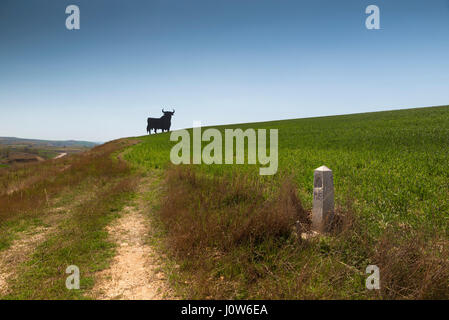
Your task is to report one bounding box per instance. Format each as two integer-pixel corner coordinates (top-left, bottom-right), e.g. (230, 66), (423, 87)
(161, 108), (174, 114)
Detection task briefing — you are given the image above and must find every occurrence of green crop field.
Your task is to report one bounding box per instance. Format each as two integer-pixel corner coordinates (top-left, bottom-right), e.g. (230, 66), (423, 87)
(123, 105), (449, 299)
(127, 105), (449, 233)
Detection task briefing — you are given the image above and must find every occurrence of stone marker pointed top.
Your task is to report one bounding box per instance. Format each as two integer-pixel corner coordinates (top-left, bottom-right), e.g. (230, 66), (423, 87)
(312, 165), (334, 232)
(315, 165), (331, 171)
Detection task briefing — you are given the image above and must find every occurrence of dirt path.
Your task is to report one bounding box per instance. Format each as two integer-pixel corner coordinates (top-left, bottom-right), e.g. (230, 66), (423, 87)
(93, 183), (173, 300)
(53, 152), (67, 159)
(0, 226), (53, 295)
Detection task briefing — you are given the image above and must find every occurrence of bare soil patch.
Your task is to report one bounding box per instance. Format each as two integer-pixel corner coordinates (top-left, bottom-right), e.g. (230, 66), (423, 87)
(93, 190), (173, 300)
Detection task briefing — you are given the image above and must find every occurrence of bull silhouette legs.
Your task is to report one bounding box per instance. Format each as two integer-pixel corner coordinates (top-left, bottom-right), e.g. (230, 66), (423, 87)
(147, 128), (173, 134)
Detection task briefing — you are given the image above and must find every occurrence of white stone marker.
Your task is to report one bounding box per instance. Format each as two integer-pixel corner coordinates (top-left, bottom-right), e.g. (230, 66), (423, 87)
(312, 166), (334, 232)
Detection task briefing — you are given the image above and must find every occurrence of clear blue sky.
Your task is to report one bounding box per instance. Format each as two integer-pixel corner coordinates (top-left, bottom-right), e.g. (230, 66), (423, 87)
(1, 0), (448, 142)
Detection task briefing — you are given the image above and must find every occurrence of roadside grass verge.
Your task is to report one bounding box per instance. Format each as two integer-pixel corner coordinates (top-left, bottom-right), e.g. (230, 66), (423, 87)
(0, 139), (136, 252)
(152, 166), (449, 299)
(2, 177), (137, 299)
(0, 217), (45, 252)
(0, 138), (140, 299)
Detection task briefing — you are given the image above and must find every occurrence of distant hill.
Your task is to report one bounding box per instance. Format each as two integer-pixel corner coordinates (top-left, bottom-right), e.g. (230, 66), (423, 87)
(0, 137), (99, 148)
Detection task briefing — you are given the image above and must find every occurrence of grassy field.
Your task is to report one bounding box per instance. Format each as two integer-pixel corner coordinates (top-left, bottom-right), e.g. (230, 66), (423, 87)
(0, 139), (139, 299)
(0, 105), (447, 299)
(127, 106), (449, 232)
(126, 105), (449, 299)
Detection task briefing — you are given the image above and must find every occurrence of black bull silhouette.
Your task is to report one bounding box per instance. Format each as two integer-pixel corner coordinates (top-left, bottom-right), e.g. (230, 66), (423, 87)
(147, 109), (175, 134)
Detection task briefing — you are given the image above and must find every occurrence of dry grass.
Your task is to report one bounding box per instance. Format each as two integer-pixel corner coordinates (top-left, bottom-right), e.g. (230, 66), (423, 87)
(0, 139), (135, 251)
(156, 166), (449, 300)
(0, 138), (142, 299)
(0, 140), (131, 220)
(158, 166), (312, 298)
(374, 228), (449, 299)
(161, 166), (307, 256)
